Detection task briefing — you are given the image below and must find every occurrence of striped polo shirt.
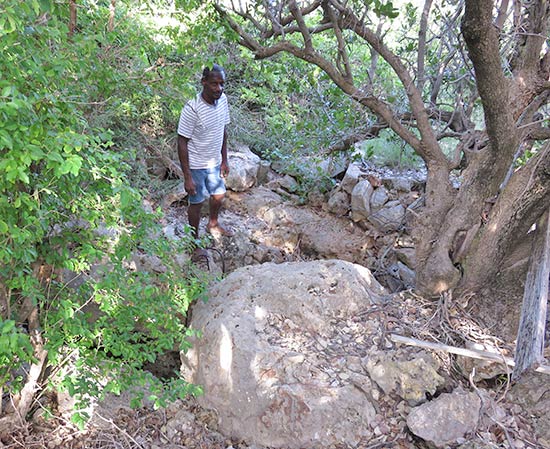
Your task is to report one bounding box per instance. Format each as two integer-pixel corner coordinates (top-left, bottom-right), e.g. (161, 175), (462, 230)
(177, 93), (230, 169)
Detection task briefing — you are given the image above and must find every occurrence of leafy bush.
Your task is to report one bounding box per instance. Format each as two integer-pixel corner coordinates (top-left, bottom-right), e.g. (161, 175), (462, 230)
(0, 0), (205, 426)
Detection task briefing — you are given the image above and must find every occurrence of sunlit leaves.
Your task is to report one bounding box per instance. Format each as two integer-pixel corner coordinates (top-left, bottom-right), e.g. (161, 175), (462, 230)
(0, 0), (205, 420)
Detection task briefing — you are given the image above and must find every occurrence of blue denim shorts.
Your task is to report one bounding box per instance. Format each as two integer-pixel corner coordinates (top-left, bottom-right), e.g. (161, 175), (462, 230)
(188, 165), (226, 204)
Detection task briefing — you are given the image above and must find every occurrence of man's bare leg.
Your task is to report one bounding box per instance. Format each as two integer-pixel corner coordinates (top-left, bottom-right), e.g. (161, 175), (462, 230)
(206, 194), (233, 236)
(188, 202), (204, 240)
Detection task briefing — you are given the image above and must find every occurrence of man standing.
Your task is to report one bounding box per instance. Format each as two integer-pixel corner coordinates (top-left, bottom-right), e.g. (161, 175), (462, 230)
(177, 64), (233, 252)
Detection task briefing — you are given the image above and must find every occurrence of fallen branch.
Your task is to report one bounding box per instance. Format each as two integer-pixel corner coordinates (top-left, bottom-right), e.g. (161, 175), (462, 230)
(0, 299), (48, 434)
(513, 209), (550, 380)
(389, 334), (550, 375)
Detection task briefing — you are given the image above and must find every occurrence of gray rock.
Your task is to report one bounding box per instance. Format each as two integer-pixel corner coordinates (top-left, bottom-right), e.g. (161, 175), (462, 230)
(273, 174), (299, 193)
(394, 247), (416, 268)
(367, 201), (406, 232)
(327, 189), (350, 216)
(162, 182), (187, 208)
(396, 261), (416, 288)
(370, 186), (389, 210)
(406, 389), (481, 448)
(340, 163), (363, 194)
(226, 147), (261, 191)
(385, 177), (413, 192)
(181, 260), (387, 448)
(351, 179), (374, 221)
(317, 154), (348, 178)
(509, 371), (550, 446)
(257, 160), (273, 185)
(365, 351), (444, 405)
(456, 341), (508, 382)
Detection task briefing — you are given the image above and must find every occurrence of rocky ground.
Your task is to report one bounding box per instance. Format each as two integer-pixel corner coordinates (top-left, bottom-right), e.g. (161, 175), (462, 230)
(2, 166), (549, 449)
(3, 291), (542, 449)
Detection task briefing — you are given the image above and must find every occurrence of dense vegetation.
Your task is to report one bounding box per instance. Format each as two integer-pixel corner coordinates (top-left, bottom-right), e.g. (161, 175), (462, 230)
(3, 0), (549, 432)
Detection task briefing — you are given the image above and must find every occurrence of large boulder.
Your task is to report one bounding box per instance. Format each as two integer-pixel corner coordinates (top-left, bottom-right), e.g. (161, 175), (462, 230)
(226, 145), (261, 191)
(181, 260), (389, 448)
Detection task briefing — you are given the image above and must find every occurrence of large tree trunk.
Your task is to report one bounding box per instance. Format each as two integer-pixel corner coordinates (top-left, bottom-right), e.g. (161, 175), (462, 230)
(416, 0), (550, 298)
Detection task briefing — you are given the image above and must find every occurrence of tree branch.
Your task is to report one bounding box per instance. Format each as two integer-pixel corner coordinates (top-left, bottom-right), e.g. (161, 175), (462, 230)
(417, 0), (433, 93)
(288, 0), (314, 51)
(332, 0), (446, 166)
(462, 0), (519, 163)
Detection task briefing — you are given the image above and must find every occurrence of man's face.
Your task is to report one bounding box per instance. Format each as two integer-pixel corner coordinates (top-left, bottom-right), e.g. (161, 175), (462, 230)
(202, 71), (225, 104)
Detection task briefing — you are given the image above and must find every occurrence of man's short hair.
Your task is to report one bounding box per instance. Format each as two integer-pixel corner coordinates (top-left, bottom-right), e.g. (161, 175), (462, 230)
(202, 64), (226, 81)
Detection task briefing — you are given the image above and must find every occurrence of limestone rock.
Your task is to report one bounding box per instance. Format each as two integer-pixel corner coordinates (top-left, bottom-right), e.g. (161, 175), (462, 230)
(230, 190), (375, 267)
(394, 247), (416, 268)
(370, 186), (389, 210)
(456, 341), (508, 381)
(340, 163), (363, 194)
(396, 261), (416, 288)
(257, 160), (273, 185)
(181, 260), (387, 448)
(509, 372), (550, 446)
(327, 189), (350, 216)
(406, 389), (481, 448)
(350, 179), (374, 221)
(384, 177), (413, 192)
(367, 201), (405, 232)
(161, 182), (187, 209)
(365, 351), (444, 405)
(226, 146), (261, 191)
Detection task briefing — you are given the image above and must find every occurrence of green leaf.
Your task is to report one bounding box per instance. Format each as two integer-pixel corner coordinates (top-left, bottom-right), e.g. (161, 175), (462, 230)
(1, 320), (16, 334)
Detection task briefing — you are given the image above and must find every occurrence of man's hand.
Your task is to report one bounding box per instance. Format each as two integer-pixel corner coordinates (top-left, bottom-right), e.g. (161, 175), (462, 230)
(220, 161), (230, 178)
(184, 177), (196, 196)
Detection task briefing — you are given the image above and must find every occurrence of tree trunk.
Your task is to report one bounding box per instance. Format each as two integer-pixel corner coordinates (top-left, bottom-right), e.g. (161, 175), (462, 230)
(69, 0), (77, 36)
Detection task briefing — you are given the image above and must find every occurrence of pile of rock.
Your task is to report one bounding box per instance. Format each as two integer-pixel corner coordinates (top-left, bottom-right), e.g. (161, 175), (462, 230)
(180, 260), (542, 449)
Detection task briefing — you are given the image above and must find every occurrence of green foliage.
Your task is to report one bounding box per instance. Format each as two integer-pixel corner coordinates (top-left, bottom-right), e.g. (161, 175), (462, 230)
(0, 0), (206, 423)
(355, 130), (422, 169)
(0, 320), (34, 390)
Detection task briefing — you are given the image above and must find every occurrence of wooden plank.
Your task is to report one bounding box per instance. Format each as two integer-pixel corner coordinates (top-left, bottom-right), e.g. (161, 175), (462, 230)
(389, 333), (550, 375)
(513, 209), (550, 379)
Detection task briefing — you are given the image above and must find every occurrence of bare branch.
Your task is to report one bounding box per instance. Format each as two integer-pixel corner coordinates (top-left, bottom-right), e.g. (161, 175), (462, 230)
(331, 0), (445, 165)
(288, 0), (314, 51)
(494, 0), (510, 30)
(323, 0), (352, 81)
(417, 0), (433, 93)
